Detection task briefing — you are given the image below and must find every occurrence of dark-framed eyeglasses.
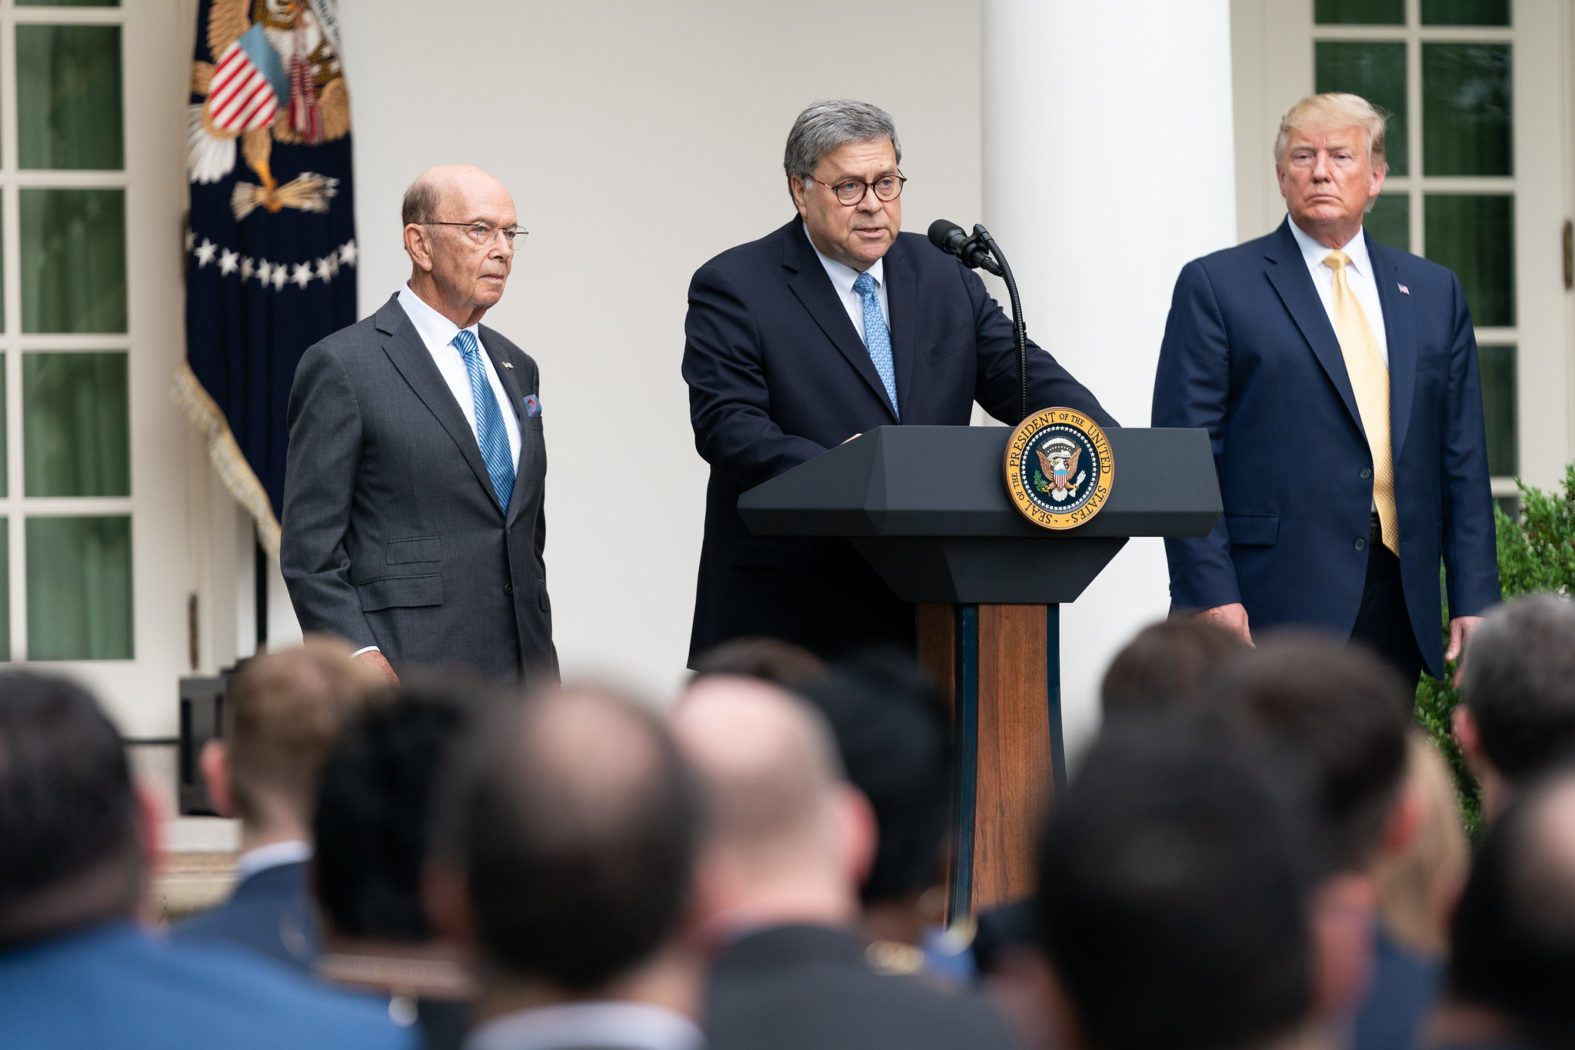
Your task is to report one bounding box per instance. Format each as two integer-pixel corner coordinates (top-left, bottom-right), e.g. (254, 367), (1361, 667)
(420, 220), (529, 247)
(807, 172), (906, 207)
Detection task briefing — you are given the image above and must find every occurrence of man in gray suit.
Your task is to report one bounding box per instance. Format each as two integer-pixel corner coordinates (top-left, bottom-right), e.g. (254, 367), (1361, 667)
(282, 164), (556, 686)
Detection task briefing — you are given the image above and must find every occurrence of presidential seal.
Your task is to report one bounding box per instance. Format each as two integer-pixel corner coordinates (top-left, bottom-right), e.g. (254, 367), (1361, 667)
(1004, 407), (1114, 530)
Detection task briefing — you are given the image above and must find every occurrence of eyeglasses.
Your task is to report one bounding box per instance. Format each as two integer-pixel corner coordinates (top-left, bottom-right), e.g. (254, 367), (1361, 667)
(807, 172), (906, 207)
(421, 220), (529, 247)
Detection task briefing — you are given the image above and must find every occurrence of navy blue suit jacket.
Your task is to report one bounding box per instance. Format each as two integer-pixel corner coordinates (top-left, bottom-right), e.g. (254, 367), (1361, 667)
(172, 859), (318, 975)
(683, 219), (1116, 663)
(1152, 220), (1499, 675)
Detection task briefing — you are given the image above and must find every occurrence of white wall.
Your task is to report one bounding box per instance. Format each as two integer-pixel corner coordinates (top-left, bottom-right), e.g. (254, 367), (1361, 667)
(339, 0), (985, 697)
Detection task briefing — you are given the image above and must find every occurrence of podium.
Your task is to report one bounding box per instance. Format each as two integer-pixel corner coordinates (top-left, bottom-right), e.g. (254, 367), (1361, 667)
(737, 425), (1220, 916)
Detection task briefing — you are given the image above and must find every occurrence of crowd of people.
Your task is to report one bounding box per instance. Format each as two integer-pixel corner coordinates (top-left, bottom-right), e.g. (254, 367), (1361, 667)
(4, 593), (1575, 1049)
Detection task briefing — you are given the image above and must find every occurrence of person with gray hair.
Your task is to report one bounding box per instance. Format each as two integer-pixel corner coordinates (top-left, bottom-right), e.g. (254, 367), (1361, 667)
(1453, 593), (1575, 824)
(682, 98), (1115, 666)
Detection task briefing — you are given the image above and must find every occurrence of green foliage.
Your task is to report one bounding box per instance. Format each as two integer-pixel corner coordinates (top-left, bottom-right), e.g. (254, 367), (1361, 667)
(1414, 464), (1575, 833)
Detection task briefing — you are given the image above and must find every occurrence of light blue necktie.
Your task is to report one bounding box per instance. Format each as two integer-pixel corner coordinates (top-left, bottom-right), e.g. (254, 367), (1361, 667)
(453, 329), (514, 512)
(853, 271), (898, 417)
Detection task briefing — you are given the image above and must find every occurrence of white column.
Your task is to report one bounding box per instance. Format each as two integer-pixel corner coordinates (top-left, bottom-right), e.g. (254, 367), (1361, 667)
(981, 0), (1238, 764)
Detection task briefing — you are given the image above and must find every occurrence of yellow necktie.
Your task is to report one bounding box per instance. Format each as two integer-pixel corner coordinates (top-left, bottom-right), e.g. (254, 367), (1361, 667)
(1326, 250), (1397, 555)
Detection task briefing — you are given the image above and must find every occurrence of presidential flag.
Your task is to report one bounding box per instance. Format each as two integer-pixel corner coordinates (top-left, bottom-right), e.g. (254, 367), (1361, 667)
(175, 0), (355, 555)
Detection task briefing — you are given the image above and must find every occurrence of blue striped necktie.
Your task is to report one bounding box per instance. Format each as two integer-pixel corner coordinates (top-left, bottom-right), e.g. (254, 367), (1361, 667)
(853, 271), (898, 416)
(453, 329), (514, 512)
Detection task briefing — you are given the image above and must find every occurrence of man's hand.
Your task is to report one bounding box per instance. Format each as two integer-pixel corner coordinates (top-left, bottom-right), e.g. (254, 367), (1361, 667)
(1196, 602), (1254, 647)
(355, 649), (399, 684)
(1445, 615), (1484, 685)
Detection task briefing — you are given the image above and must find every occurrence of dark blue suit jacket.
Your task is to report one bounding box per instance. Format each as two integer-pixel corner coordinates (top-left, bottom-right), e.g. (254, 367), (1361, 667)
(172, 858), (319, 975)
(0, 921), (410, 1050)
(1152, 220), (1499, 675)
(683, 219), (1116, 663)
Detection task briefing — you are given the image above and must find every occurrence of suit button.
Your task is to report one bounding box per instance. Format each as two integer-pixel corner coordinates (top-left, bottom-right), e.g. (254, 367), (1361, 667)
(503, 583), (514, 595)
(1360, 467), (1372, 479)
(1354, 537), (1367, 551)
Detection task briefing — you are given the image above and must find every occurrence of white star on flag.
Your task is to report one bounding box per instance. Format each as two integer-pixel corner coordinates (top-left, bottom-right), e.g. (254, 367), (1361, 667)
(338, 240), (358, 267)
(289, 263), (311, 289)
(194, 239), (218, 267)
(218, 249), (240, 276)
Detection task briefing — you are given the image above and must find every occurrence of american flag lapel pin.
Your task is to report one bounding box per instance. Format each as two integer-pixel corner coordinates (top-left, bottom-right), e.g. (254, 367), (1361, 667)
(1397, 283), (1410, 295)
(501, 361), (515, 369)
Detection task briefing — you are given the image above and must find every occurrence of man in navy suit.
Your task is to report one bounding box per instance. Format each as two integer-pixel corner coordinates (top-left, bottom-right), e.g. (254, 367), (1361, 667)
(1152, 93), (1499, 688)
(683, 99), (1115, 664)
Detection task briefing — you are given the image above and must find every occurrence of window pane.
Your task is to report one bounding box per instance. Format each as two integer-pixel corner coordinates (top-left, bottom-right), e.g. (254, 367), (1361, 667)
(1424, 194), (1514, 326)
(1495, 495), (1520, 521)
(23, 352), (129, 497)
(25, 514), (132, 660)
(20, 188), (126, 333)
(17, 25), (123, 170)
(0, 520), (9, 661)
(1422, 0), (1509, 26)
(1315, 42), (1408, 176)
(0, 356), (7, 497)
(1422, 44), (1511, 176)
(1477, 344), (1517, 477)
(1366, 194), (1410, 252)
(1316, 0), (1403, 24)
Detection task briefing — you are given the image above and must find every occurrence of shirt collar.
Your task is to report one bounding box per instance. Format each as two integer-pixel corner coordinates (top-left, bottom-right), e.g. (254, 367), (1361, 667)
(464, 1001), (703, 1050)
(1287, 216), (1372, 277)
(398, 282), (480, 352)
(801, 221), (884, 297)
(234, 840), (312, 883)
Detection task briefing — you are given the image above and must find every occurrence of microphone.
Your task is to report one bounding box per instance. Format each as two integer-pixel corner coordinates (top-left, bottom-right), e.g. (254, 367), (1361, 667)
(927, 219), (1004, 276)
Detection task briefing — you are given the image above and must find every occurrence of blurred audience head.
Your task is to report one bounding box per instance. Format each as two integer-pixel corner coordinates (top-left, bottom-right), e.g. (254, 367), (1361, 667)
(202, 636), (386, 842)
(672, 674), (874, 929)
(1455, 594), (1575, 823)
(1446, 764), (1575, 1047)
(1100, 617), (1247, 722)
(690, 637), (827, 693)
(1374, 731), (1469, 958)
(430, 682), (701, 1000)
(1038, 718), (1319, 1050)
(0, 671), (147, 946)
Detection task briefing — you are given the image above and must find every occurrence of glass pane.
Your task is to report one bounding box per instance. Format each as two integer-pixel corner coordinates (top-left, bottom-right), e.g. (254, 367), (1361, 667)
(1422, 0), (1510, 25)
(22, 352), (129, 497)
(1477, 344), (1517, 477)
(20, 189), (126, 333)
(1366, 194), (1410, 252)
(25, 514), (132, 660)
(1315, 42), (1408, 176)
(1316, 0), (1403, 24)
(0, 520), (8, 661)
(1422, 44), (1511, 176)
(1424, 194), (1514, 326)
(17, 25), (123, 170)
(1495, 495), (1520, 521)
(0, 356), (7, 497)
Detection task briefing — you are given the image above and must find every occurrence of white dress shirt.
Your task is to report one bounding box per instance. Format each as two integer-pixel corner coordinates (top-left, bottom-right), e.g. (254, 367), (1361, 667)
(1286, 217), (1391, 367)
(464, 1001), (704, 1050)
(803, 222), (890, 342)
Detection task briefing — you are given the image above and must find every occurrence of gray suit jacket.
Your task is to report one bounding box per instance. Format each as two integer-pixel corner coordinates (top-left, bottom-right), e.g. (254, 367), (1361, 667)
(281, 294), (557, 685)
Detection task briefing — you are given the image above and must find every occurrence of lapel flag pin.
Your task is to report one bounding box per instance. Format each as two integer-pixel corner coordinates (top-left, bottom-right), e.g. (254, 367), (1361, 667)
(501, 361), (515, 369)
(1397, 283), (1410, 295)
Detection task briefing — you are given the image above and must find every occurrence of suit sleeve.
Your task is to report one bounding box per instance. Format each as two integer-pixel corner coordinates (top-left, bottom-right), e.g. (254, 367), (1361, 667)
(964, 266), (1119, 430)
(279, 341), (374, 647)
(1440, 274), (1502, 617)
(682, 261), (829, 491)
(1152, 259), (1241, 611)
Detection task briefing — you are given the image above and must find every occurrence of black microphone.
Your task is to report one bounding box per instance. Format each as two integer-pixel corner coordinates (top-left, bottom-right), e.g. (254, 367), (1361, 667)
(927, 219), (1004, 276)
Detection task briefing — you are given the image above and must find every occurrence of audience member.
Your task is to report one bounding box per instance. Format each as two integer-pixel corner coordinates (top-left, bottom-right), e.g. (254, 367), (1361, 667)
(1375, 732), (1469, 959)
(1099, 616), (1248, 722)
(1430, 764), (1575, 1050)
(0, 670), (409, 1050)
(1209, 633), (1426, 1050)
(175, 636), (386, 972)
(427, 684), (706, 1050)
(313, 679), (502, 1049)
(1037, 719), (1324, 1050)
(672, 674), (1017, 1050)
(1454, 594), (1575, 824)
(690, 636), (828, 692)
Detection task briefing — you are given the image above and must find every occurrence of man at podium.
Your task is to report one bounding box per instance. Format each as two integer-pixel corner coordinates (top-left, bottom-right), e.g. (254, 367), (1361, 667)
(682, 99), (1116, 665)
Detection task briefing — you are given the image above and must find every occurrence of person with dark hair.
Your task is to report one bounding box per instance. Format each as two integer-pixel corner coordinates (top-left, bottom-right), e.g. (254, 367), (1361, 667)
(1038, 719), (1323, 1050)
(0, 670), (408, 1050)
(690, 636), (827, 692)
(426, 683), (705, 1050)
(1431, 765), (1575, 1050)
(1208, 633), (1429, 1050)
(672, 674), (1016, 1050)
(1099, 616), (1248, 721)
(175, 636), (386, 972)
(312, 678), (501, 1049)
(1453, 594), (1575, 824)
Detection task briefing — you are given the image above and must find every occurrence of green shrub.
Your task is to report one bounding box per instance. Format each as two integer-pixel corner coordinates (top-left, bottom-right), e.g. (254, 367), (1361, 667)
(1415, 464), (1575, 832)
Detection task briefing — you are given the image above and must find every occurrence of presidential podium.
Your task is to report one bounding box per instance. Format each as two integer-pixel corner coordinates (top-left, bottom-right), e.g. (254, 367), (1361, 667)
(737, 425), (1220, 917)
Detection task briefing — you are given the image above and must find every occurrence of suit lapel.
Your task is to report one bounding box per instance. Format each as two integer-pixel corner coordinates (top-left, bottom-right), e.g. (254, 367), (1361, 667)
(1367, 235), (1417, 458)
(781, 219), (898, 420)
(1262, 221), (1363, 430)
(375, 296), (499, 508)
(479, 326), (531, 524)
(884, 240), (917, 419)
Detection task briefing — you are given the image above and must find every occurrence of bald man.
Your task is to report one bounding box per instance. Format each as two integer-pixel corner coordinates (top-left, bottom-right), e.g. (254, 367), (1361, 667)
(282, 165), (557, 687)
(672, 677), (1016, 1050)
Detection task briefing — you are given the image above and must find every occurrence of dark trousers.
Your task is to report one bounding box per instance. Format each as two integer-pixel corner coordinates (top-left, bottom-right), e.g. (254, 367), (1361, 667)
(1349, 514), (1424, 700)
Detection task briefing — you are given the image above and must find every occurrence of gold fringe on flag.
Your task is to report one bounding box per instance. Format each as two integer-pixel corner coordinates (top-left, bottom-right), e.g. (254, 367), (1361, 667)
(173, 359), (281, 557)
